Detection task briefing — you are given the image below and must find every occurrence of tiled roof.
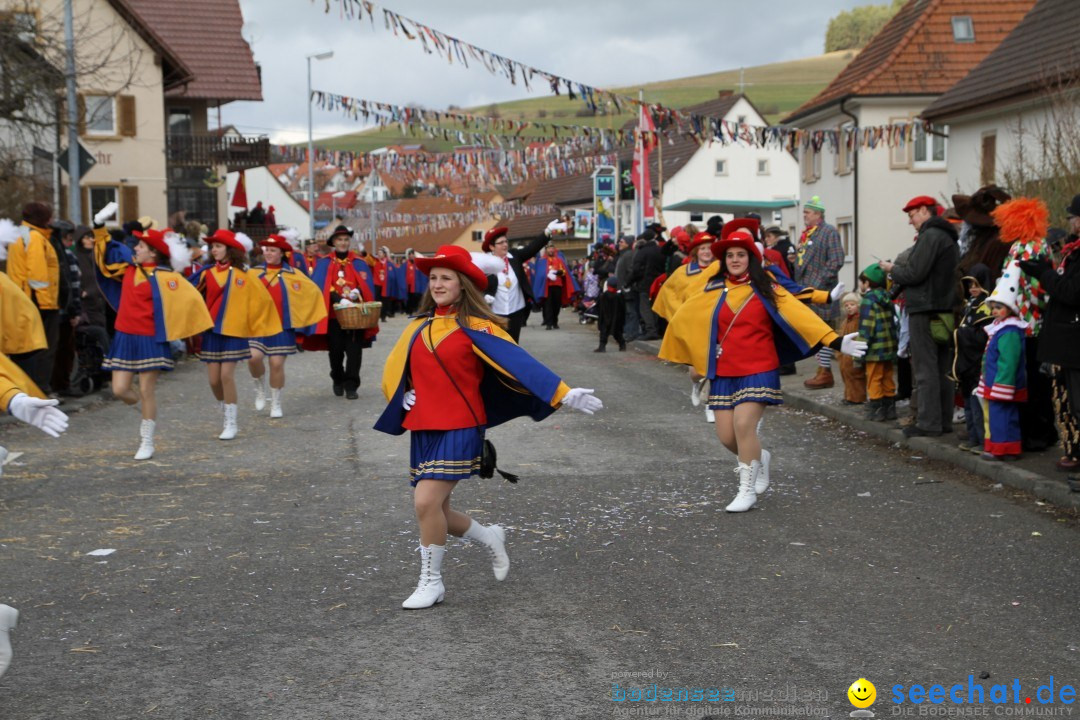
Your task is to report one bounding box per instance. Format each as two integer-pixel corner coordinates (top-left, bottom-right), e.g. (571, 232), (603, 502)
(922, 0), (1077, 120)
(127, 0), (263, 103)
(105, 0), (193, 91)
(505, 213), (559, 242)
(784, 0), (1035, 123)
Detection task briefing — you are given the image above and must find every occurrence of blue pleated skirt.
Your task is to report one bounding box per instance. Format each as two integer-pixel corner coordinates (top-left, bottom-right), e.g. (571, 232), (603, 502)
(708, 369), (783, 410)
(199, 331), (251, 363)
(409, 427), (485, 487)
(102, 331), (174, 372)
(249, 329), (297, 356)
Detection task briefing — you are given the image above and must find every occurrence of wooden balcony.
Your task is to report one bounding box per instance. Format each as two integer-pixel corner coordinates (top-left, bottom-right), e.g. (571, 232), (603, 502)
(166, 133), (270, 170)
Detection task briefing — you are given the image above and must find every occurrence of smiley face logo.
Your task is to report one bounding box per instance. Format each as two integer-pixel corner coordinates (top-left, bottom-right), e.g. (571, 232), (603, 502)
(848, 679), (876, 708)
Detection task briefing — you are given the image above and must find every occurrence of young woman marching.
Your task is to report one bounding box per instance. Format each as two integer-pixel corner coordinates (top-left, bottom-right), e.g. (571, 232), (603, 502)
(189, 230), (282, 440)
(93, 216), (213, 459)
(374, 245), (603, 609)
(247, 235), (327, 418)
(659, 229), (866, 512)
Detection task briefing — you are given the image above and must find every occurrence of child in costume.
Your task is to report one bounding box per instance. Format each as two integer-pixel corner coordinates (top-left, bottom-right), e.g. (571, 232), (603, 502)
(858, 264), (899, 421)
(659, 230), (866, 513)
(837, 291), (866, 405)
(189, 229), (282, 440)
(247, 235), (327, 418)
(307, 225), (378, 399)
(953, 264), (993, 451)
(94, 206), (212, 459)
(375, 245), (602, 610)
(977, 264), (1027, 461)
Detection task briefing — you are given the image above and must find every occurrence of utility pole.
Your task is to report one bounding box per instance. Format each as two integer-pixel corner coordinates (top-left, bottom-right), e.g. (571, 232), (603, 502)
(64, 0), (80, 222)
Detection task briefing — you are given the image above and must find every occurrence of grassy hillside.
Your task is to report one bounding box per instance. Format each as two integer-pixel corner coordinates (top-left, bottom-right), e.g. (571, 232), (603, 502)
(315, 51), (856, 154)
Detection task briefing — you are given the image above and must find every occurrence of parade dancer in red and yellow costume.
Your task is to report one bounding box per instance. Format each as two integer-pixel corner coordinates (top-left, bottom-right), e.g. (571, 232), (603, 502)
(189, 230), (282, 440)
(247, 235), (327, 418)
(375, 245), (603, 609)
(93, 207), (213, 459)
(660, 230), (865, 513)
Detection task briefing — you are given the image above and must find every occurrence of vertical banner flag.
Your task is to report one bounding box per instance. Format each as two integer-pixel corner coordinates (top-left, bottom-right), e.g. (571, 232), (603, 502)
(231, 169), (249, 209)
(632, 106), (655, 224)
(574, 209), (593, 239)
(594, 173), (616, 241)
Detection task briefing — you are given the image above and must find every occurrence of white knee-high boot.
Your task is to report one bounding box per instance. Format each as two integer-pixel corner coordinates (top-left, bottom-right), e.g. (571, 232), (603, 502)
(725, 462), (758, 513)
(252, 375), (268, 411)
(755, 449), (771, 494)
(134, 419), (156, 460)
(402, 544), (446, 609)
(219, 404), (238, 440)
(0, 604), (18, 678)
(464, 520), (509, 581)
(269, 388), (283, 418)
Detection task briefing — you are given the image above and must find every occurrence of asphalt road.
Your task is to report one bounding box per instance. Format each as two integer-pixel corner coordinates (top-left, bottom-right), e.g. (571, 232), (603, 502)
(1, 313), (1078, 719)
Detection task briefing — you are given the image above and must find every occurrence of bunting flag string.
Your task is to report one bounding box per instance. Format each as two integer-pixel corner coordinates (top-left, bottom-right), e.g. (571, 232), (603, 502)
(306, 0), (935, 155)
(334, 201), (559, 227)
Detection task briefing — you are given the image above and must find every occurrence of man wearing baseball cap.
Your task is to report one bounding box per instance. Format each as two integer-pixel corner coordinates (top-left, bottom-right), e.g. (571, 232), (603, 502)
(878, 195), (959, 437)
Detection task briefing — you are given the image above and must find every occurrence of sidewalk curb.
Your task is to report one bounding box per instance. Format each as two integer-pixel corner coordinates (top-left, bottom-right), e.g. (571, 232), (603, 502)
(631, 338), (1080, 510)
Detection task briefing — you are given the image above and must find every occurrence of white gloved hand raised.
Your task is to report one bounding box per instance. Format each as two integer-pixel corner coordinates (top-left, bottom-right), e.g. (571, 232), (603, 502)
(7, 393), (69, 438)
(840, 332), (867, 358)
(829, 281), (846, 303)
(402, 389), (416, 410)
(93, 201), (118, 226)
(484, 294), (496, 305)
(562, 387), (603, 415)
(547, 271), (558, 282)
(347, 288), (361, 301)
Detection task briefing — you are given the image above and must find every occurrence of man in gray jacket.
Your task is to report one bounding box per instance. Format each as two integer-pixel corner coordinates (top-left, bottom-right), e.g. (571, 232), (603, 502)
(614, 236), (640, 341)
(879, 196), (959, 437)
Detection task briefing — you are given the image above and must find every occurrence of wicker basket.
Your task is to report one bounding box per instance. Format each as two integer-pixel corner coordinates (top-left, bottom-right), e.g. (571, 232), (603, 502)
(333, 301), (381, 330)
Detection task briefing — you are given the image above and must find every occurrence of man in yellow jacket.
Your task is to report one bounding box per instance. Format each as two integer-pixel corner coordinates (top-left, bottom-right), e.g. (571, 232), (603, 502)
(6, 202), (60, 393)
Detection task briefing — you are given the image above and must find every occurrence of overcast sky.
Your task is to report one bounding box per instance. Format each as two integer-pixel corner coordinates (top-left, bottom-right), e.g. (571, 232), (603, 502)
(225, 0), (874, 145)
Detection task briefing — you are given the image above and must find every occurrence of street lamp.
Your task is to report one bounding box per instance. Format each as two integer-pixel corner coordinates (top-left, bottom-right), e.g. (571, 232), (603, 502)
(306, 49), (333, 242)
(331, 190), (346, 225)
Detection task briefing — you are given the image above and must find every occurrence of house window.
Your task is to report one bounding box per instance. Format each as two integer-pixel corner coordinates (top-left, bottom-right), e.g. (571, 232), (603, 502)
(715, 159), (728, 176)
(472, 230), (483, 242)
(889, 116), (912, 168)
(952, 16), (974, 42)
(913, 123), (947, 168)
(85, 95), (116, 136)
(837, 217), (854, 259)
(836, 123), (853, 175)
(981, 132), (997, 185)
(737, 115), (747, 125)
(168, 108), (192, 136)
(88, 186), (119, 227)
(689, 212), (703, 222)
(802, 147), (820, 183)
(757, 159), (770, 176)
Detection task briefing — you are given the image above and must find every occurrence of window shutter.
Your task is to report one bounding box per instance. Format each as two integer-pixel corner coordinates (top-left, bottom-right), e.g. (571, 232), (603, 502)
(76, 94), (86, 136)
(59, 184), (68, 222)
(121, 186), (139, 223)
(118, 95), (136, 137)
(980, 134), (996, 186)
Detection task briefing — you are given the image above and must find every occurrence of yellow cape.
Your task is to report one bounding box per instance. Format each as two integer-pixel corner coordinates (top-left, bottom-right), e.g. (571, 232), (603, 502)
(659, 279), (839, 377)
(0, 271), (47, 354)
(381, 314), (570, 407)
(207, 267), (284, 338)
(264, 265), (327, 329)
(0, 351), (45, 410)
(652, 261), (720, 320)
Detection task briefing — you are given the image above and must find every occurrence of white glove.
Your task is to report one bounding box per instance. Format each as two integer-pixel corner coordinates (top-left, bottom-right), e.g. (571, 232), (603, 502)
(483, 294), (496, 305)
(8, 393), (69, 438)
(347, 288), (360, 301)
(562, 387), (603, 415)
(547, 271), (558, 281)
(402, 389), (416, 410)
(94, 201), (118, 226)
(829, 281), (846, 303)
(840, 332), (867, 359)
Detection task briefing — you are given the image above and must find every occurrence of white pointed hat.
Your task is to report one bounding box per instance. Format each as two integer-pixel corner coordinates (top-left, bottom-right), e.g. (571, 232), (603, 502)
(987, 261), (1021, 314)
